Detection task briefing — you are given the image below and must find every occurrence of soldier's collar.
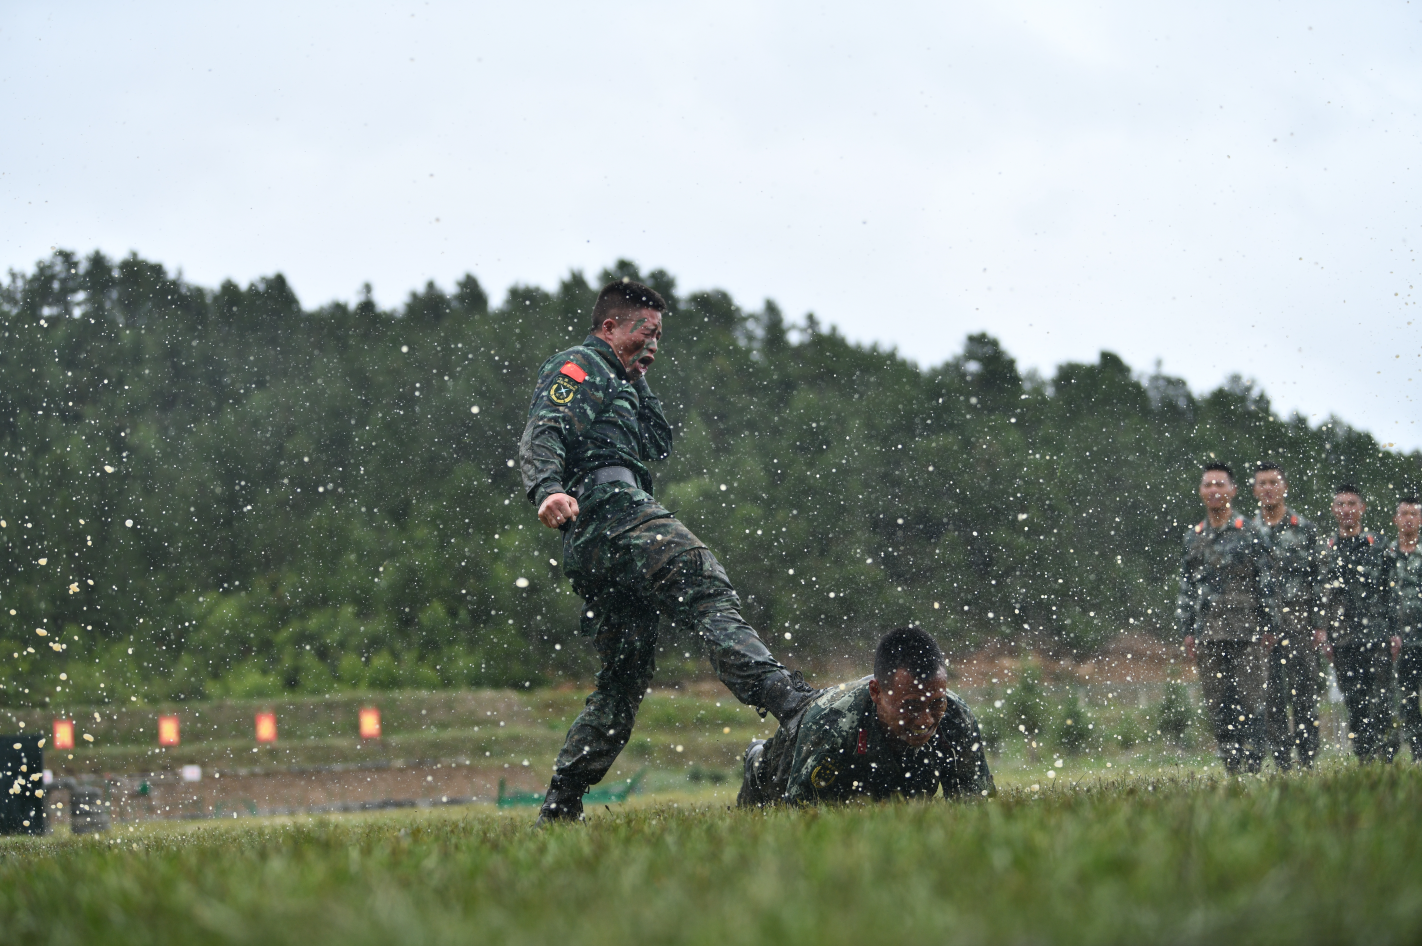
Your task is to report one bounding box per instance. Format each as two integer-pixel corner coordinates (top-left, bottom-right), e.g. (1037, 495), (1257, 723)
(582, 335), (630, 379)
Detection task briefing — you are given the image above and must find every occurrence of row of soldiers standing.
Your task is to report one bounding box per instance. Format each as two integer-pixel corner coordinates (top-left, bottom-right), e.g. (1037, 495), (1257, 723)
(1178, 462), (1422, 772)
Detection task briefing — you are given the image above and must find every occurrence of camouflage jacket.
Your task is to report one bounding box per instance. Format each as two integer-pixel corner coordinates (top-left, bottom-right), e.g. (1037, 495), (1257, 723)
(1388, 542), (1422, 644)
(1319, 532), (1394, 644)
(778, 677), (993, 805)
(1177, 511), (1279, 641)
(518, 335), (673, 510)
(1253, 507), (1320, 625)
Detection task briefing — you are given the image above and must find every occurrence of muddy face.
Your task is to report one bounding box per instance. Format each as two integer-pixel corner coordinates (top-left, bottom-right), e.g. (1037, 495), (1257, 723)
(604, 309), (663, 379)
(870, 667), (950, 748)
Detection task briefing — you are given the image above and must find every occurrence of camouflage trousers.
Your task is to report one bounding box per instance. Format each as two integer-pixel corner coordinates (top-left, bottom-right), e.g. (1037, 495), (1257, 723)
(1397, 645), (1422, 761)
(1265, 620), (1321, 770)
(552, 512), (786, 790)
(1197, 641), (1268, 773)
(1334, 641), (1399, 763)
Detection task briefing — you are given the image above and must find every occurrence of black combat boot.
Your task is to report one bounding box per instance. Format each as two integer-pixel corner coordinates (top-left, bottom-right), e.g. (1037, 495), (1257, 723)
(759, 670), (819, 724)
(535, 775), (586, 826)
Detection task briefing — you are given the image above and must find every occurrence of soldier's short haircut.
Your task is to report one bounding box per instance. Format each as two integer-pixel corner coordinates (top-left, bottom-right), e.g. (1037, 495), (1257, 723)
(1203, 462), (1234, 483)
(592, 280), (667, 330)
(1400, 493), (1421, 507)
(1334, 482), (1362, 498)
(1254, 461), (1285, 480)
(874, 627), (945, 685)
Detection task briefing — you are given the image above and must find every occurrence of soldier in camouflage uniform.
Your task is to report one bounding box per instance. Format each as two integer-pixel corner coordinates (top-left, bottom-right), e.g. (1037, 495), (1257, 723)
(1178, 463), (1280, 774)
(519, 280), (815, 823)
(1319, 484), (1400, 763)
(1388, 495), (1422, 760)
(1251, 462), (1323, 770)
(738, 627), (993, 806)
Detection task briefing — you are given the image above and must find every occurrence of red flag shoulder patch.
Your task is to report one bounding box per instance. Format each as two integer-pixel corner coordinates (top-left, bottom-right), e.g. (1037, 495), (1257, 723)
(1290, 515), (1299, 526)
(856, 729), (868, 755)
(560, 361), (588, 383)
(1234, 517), (1244, 529)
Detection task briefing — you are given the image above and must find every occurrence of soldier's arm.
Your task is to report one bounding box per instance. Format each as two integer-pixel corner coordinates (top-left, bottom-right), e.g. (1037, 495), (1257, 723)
(1316, 547), (1342, 640)
(634, 375), (674, 461)
(1305, 522), (1322, 630)
(1176, 538), (1197, 641)
(518, 355), (609, 507)
(938, 699), (995, 799)
(781, 712), (848, 805)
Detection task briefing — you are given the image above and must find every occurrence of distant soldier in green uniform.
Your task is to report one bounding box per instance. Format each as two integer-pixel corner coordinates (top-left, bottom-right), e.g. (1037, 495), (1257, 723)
(1178, 463), (1279, 774)
(1319, 484), (1401, 763)
(737, 627), (993, 806)
(1251, 462), (1323, 770)
(1388, 494), (1422, 760)
(519, 280), (816, 823)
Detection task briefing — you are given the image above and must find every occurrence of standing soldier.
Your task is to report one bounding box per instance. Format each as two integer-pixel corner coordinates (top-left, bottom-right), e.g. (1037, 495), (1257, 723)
(518, 279), (816, 823)
(1251, 462), (1323, 770)
(1318, 484), (1401, 763)
(1389, 494), (1422, 760)
(1178, 463), (1279, 774)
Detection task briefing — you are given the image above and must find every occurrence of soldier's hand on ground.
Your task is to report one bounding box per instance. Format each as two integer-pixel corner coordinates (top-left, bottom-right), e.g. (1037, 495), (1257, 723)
(538, 492), (580, 529)
(1183, 635), (1196, 662)
(1260, 633), (1278, 652)
(1393, 635), (1403, 661)
(1314, 628), (1332, 658)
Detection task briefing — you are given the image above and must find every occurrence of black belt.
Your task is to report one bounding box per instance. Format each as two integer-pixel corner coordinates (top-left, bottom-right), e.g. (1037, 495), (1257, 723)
(573, 466), (637, 501)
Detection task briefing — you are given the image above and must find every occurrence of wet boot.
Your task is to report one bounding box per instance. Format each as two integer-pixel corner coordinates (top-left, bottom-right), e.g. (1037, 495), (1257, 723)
(736, 740), (768, 808)
(759, 670), (819, 724)
(535, 775), (585, 826)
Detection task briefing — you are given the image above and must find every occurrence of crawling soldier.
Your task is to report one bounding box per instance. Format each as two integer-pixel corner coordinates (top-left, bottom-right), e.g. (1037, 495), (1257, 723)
(738, 627), (994, 806)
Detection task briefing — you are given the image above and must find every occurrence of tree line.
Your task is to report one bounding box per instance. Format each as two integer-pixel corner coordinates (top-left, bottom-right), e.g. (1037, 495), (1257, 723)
(1, 249), (1416, 707)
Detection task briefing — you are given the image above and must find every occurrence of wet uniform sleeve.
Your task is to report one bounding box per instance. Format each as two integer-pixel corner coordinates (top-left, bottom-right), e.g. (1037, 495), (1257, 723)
(634, 376), (674, 462)
(1177, 533), (1198, 640)
(1304, 521), (1321, 629)
(782, 710), (850, 805)
(937, 700), (995, 798)
(1318, 544), (1342, 637)
(518, 354), (609, 508)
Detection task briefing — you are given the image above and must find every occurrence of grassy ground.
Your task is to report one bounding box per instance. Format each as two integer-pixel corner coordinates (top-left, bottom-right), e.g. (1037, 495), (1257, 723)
(4, 762), (1422, 945)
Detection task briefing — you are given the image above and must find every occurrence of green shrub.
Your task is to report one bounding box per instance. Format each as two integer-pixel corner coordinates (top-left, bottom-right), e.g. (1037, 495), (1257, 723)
(1111, 711), (1143, 751)
(1156, 680), (1195, 745)
(1054, 691), (1096, 755)
(1006, 664), (1049, 740)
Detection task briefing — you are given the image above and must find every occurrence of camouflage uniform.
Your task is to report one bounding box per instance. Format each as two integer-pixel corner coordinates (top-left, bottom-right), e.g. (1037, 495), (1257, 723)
(1177, 512), (1279, 773)
(737, 676), (994, 806)
(1254, 508), (1323, 769)
(519, 335), (808, 802)
(1388, 542), (1422, 760)
(1320, 532), (1398, 762)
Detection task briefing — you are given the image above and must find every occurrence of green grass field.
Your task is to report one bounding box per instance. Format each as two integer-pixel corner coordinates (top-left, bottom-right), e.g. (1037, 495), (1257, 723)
(6, 674), (1419, 944)
(4, 763), (1422, 945)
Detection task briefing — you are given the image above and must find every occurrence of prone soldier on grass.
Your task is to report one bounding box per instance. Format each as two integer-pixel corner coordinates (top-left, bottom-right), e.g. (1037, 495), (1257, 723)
(1178, 462), (1280, 774)
(737, 626), (993, 807)
(518, 279), (816, 823)
(1251, 462), (1323, 770)
(1318, 484), (1401, 763)
(1387, 494), (1422, 760)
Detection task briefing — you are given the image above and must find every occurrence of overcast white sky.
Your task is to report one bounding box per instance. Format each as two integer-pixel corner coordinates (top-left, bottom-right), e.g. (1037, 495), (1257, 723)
(3, 2), (1420, 449)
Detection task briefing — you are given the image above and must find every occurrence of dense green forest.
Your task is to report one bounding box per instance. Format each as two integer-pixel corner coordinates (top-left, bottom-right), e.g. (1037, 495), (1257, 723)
(1, 250), (1417, 708)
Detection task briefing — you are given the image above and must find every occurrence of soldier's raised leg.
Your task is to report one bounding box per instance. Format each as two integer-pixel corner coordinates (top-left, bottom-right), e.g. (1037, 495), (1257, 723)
(619, 516), (814, 717)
